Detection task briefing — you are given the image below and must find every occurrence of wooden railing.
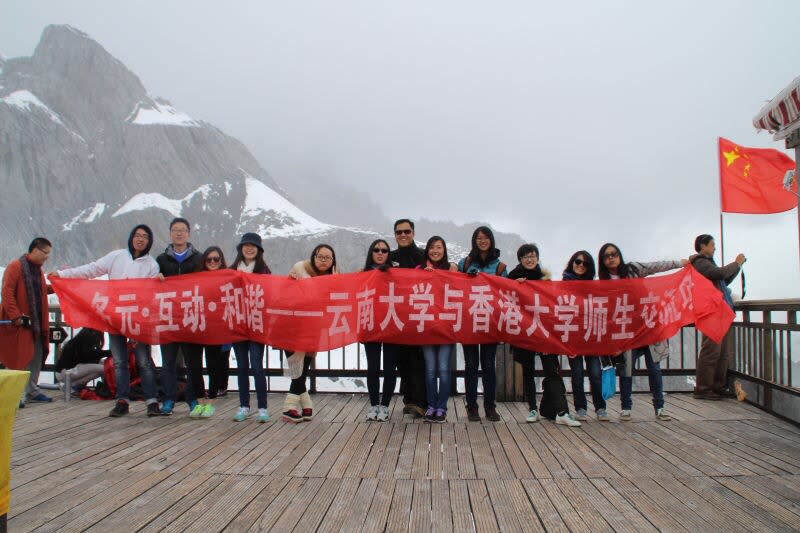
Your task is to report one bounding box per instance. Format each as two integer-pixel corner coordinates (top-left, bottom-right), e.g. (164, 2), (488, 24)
(41, 301), (800, 421)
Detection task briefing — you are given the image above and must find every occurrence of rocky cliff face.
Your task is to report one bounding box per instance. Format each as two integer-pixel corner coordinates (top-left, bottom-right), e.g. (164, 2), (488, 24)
(0, 25), (379, 273)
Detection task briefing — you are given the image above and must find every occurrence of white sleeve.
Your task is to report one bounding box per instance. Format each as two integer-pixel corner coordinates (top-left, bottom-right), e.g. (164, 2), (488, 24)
(58, 251), (116, 279)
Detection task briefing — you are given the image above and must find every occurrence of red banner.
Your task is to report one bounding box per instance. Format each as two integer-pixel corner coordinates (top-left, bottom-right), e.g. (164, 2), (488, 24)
(50, 266), (734, 355)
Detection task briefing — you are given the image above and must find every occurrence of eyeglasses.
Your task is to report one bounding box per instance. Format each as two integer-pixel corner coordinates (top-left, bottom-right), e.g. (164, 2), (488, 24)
(395, 229), (412, 236)
(373, 248), (389, 254)
(521, 254), (538, 261)
(603, 252), (619, 260)
(573, 259), (586, 266)
(132, 233), (150, 240)
(206, 257), (221, 264)
(315, 255), (333, 262)
(170, 228), (188, 234)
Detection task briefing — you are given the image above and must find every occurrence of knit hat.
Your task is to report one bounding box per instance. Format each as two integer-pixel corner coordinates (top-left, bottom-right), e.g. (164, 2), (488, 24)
(237, 232), (263, 252)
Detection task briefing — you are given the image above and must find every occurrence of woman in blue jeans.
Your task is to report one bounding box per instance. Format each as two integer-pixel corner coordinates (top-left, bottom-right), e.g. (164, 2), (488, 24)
(598, 243), (686, 421)
(458, 226), (508, 422)
(418, 236), (458, 422)
(563, 251), (610, 422)
(230, 233), (271, 423)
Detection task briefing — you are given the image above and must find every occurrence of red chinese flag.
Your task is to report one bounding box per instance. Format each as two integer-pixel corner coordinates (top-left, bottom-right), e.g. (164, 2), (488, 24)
(719, 137), (797, 214)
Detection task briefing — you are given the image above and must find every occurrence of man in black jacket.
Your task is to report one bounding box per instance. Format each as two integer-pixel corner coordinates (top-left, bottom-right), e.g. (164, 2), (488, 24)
(388, 219), (427, 417)
(690, 234), (745, 401)
(157, 217), (204, 415)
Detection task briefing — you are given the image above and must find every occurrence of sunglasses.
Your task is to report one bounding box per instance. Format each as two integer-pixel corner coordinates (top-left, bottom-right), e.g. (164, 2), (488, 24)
(603, 252), (619, 260)
(573, 259), (587, 266)
(395, 229), (413, 235)
(373, 248), (389, 254)
(206, 257), (221, 263)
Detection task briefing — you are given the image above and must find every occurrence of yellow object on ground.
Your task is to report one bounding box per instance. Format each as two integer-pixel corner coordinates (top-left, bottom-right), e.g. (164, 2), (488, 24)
(0, 369), (30, 516)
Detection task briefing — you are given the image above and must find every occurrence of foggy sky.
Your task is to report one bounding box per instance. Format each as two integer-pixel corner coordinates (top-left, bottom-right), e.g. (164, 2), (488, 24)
(3, 0), (799, 299)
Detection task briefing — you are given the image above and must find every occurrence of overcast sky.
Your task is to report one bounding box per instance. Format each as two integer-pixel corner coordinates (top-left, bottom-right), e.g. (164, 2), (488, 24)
(3, 1), (799, 299)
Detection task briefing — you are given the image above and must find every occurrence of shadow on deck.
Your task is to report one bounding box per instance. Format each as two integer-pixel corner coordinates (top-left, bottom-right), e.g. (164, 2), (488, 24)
(9, 393), (800, 532)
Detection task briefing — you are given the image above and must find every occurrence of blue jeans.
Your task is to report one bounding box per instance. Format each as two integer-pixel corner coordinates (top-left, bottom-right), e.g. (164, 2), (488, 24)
(463, 343), (497, 409)
(233, 341), (267, 409)
(422, 344), (453, 410)
(109, 334), (157, 404)
(568, 356), (605, 412)
(620, 347), (664, 411)
(160, 342), (202, 405)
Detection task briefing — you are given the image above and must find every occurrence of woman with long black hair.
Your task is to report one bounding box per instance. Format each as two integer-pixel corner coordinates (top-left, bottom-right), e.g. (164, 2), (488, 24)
(563, 251), (609, 422)
(362, 239), (397, 422)
(597, 243), (686, 422)
(282, 244), (339, 423)
(458, 226), (507, 422)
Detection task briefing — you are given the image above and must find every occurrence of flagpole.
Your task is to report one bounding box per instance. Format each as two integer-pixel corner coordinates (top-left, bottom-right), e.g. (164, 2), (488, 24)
(717, 137), (726, 264)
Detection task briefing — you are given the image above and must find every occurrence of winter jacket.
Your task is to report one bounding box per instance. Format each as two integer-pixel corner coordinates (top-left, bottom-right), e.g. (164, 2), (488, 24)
(690, 254), (740, 309)
(157, 244), (203, 277)
(458, 252), (508, 277)
(0, 257), (51, 369)
(58, 249), (159, 280)
(285, 260), (338, 362)
(56, 334), (107, 372)
(389, 245), (425, 269)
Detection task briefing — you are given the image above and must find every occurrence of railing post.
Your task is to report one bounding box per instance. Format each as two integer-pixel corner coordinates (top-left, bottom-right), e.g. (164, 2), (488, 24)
(763, 311), (773, 382)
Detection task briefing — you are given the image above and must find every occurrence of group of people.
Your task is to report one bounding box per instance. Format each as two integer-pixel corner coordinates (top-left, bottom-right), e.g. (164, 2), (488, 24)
(0, 217), (745, 427)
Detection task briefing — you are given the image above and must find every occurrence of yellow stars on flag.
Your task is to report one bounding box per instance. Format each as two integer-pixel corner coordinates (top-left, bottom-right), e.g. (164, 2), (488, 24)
(722, 145), (751, 178)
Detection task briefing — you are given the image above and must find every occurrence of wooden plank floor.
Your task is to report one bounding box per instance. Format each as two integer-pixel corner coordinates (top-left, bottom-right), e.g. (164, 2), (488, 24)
(8, 393), (800, 532)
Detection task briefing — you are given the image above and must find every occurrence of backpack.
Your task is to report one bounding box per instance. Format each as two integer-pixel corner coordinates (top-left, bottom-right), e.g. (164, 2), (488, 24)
(539, 376), (568, 420)
(462, 256), (506, 276)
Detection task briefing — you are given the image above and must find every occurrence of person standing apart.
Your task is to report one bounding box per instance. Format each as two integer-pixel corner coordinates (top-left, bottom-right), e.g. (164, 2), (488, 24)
(1, 238), (54, 408)
(690, 234), (745, 401)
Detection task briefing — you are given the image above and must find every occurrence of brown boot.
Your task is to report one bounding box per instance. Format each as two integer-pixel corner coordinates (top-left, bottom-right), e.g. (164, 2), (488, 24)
(466, 404), (481, 422)
(485, 406), (501, 422)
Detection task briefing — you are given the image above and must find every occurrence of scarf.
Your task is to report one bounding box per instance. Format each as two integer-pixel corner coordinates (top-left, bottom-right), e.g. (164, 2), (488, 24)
(19, 255), (43, 337)
(237, 261), (256, 274)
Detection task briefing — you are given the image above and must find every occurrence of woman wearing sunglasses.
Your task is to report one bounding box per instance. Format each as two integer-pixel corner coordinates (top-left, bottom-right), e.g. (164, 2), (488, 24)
(362, 239), (397, 421)
(282, 244), (339, 423)
(563, 251), (610, 422)
(597, 243), (687, 422)
(193, 246), (231, 418)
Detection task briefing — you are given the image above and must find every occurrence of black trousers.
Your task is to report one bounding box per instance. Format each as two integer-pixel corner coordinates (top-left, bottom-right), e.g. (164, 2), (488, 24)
(289, 356), (313, 394)
(204, 345), (230, 398)
(392, 344), (426, 407)
(365, 342), (399, 406)
(517, 349), (564, 415)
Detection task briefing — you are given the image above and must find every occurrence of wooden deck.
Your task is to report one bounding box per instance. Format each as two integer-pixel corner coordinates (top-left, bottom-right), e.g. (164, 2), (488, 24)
(9, 393), (800, 532)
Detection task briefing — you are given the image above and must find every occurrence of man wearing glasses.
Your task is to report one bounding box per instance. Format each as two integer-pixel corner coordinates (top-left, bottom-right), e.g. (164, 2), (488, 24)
(156, 217), (204, 416)
(388, 219), (427, 417)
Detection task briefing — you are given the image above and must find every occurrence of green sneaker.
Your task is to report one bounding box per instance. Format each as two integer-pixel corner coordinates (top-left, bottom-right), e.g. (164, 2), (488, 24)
(189, 403), (204, 418)
(257, 408), (270, 423)
(200, 404), (215, 418)
(233, 407), (251, 422)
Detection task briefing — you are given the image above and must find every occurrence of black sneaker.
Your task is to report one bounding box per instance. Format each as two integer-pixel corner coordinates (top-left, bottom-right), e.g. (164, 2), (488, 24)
(146, 403), (161, 417)
(109, 400), (129, 417)
(466, 405), (481, 422)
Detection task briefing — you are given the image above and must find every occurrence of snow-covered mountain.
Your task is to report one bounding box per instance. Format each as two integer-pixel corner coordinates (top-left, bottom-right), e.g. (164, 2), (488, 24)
(0, 25), (378, 273)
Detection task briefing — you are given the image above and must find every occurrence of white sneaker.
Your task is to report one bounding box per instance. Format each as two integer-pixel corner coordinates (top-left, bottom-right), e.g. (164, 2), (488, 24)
(596, 409), (610, 422)
(365, 404), (379, 421)
(575, 408), (588, 421)
(376, 405), (390, 422)
(555, 413), (582, 427)
(619, 409), (632, 421)
(655, 408), (672, 421)
(526, 409), (539, 423)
